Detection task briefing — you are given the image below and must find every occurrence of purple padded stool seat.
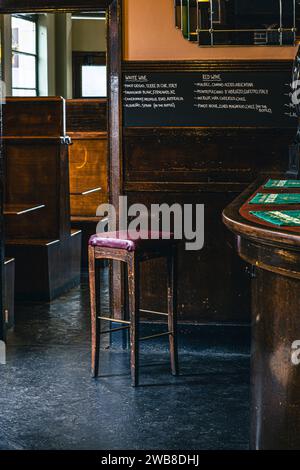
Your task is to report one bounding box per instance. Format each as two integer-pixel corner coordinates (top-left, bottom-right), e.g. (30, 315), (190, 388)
(89, 230), (175, 252)
(88, 230), (179, 387)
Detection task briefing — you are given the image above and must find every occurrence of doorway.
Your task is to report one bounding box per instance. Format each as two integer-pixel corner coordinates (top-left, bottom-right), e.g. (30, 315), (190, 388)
(0, 0), (122, 349)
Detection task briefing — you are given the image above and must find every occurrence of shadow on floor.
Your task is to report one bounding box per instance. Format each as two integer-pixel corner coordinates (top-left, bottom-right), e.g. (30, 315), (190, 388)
(0, 275), (250, 450)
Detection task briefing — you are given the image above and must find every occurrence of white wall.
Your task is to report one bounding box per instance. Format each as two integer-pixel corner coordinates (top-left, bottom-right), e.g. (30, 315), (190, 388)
(72, 18), (106, 52)
(38, 14), (56, 96)
(55, 13), (73, 99)
(0, 15), (12, 95)
(123, 0), (297, 60)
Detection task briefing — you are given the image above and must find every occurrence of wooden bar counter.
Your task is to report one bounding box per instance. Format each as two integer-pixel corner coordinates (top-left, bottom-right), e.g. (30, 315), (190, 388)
(223, 177), (300, 450)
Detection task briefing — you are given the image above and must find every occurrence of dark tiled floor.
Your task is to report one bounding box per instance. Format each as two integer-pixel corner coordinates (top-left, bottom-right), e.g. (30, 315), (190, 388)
(0, 272), (251, 450)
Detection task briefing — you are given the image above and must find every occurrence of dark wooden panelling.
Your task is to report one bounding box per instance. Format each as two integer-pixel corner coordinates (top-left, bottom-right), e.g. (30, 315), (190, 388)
(66, 99), (109, 269)
(123, 60), (294, 73)
(250, 268), (300, 449)
(69, 134), (108, 218)
(124, 125), (290, 323)
(124, 128), (294, 187)
(67, 99), (107, 133)
(127, 191), (251, 324)
(4, 140), (61, 240)
(0, 71), (4, 342)
(66, 100), (108, 221)
(66, 100), (107, 133)
(3, 97), (81, 300)
(6, 231), (81, 301)
(3, 98), (66, 137)
(108, 0), (123, 319)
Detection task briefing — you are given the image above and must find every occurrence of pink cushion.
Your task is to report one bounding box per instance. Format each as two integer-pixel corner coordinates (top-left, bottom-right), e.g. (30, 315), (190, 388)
(89, 231), (176, 252)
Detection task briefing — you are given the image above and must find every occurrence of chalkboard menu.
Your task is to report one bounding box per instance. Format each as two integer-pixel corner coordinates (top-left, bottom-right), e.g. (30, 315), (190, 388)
(123, 71), (297, 128)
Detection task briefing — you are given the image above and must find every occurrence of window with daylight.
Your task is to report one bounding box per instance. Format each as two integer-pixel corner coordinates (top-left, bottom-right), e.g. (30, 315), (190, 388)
(81, 65), (107, 97)
(12, 15), (38, 96)
(73, 52), (107, 98)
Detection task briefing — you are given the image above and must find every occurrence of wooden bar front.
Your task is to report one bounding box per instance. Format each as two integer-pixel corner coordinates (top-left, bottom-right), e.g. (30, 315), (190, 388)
(223, 178), (300, 450)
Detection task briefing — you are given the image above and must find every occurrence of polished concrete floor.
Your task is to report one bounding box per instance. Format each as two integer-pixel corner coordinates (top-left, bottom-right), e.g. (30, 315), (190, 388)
(0, 273), (251, 450)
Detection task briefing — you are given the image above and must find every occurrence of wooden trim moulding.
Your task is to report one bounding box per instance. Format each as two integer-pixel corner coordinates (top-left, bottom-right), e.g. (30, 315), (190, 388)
(123, 60), (294, 73)
(0, 0), (113, 13)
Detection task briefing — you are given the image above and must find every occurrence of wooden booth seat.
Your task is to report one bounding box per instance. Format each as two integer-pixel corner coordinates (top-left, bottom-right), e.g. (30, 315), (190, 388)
(3, 97), (82, 301)
(66, 99), (108, 268)
(69, 132), (108, 218)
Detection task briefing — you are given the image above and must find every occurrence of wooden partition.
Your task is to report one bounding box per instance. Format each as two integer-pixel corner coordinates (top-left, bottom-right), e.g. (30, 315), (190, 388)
(125, 127), (295, 323)
(0, 0), (119, 345)
(66, 99), (108, 268)
(3, 97), (82, 301)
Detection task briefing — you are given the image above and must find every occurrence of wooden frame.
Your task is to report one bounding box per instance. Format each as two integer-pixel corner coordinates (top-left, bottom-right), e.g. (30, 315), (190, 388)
(0, 1), (114, 13)
(0, 0), (122, 343)
(107, 0), (123, 319)
(11, 13), (39, 96)
(0, 74), (4, 343)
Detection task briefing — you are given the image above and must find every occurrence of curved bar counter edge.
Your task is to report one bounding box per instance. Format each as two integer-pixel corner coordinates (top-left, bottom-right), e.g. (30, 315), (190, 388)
(223, 177), (300, 450)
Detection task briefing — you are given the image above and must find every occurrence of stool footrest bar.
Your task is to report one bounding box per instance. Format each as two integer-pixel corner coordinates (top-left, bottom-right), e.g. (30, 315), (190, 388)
(98, 316), (131, 325)
(140, 309), (168, 317)
(100, 326), (130, 335)
(140, 331), (172, 341)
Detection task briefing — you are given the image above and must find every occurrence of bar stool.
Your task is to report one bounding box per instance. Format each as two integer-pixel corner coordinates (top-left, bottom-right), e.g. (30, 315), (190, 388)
(88, 231), (179, 387)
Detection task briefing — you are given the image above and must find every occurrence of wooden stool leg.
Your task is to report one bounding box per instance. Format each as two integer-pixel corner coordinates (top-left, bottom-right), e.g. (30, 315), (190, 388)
(127, 254), (140, 387)
(123, 263), (130, 351)
(89, 247), (101, 378)
(167, 246), (179, 376)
